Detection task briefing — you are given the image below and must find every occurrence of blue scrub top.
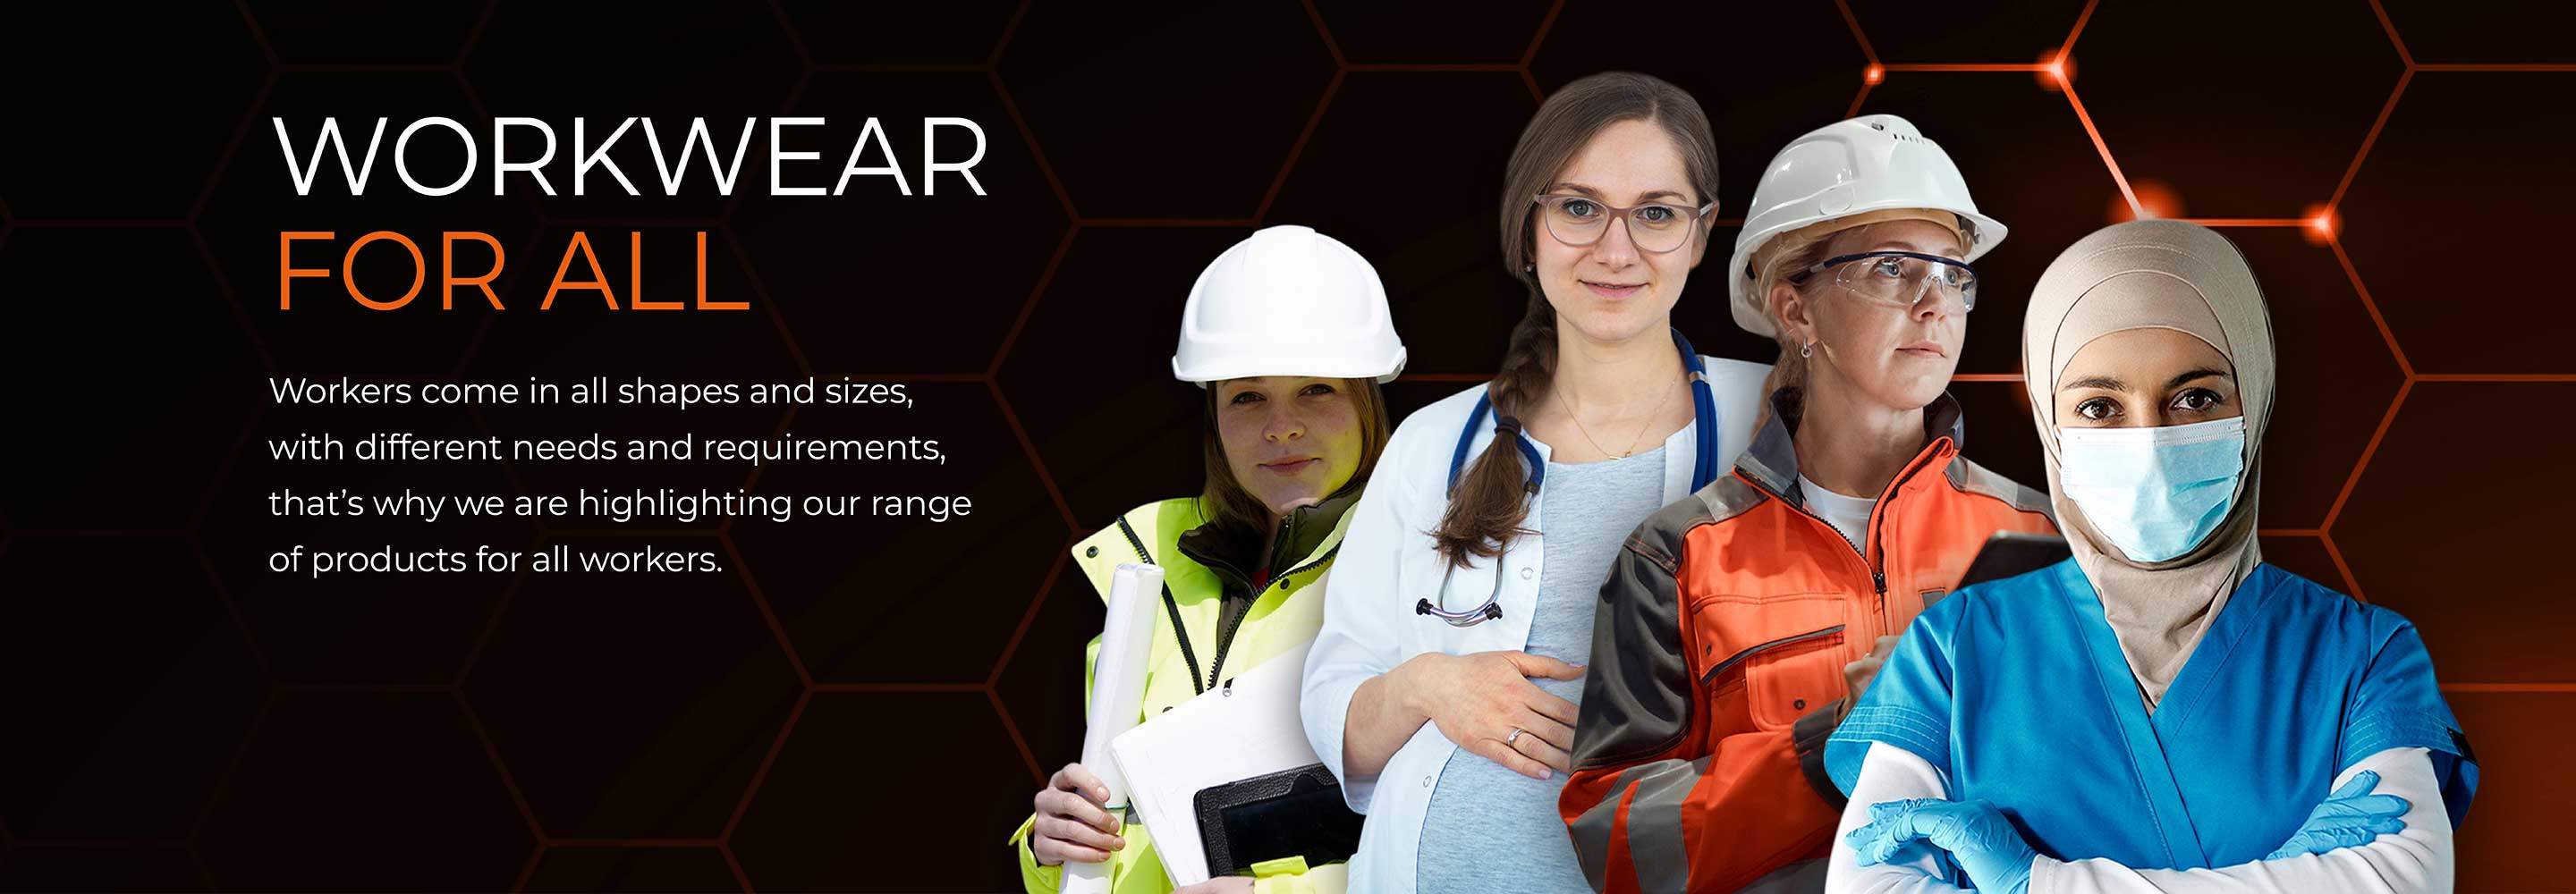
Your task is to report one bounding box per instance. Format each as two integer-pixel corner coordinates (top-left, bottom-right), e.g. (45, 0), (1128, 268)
(1826, 560), (2477, 873)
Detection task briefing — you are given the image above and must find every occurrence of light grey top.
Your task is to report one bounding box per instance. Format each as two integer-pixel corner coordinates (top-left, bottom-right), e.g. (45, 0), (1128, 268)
(1415, 446), (1669, 894)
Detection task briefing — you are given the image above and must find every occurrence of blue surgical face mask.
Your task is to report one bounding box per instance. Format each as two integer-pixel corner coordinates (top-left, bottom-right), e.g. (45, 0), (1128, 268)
(2057, 417), (2247, 563)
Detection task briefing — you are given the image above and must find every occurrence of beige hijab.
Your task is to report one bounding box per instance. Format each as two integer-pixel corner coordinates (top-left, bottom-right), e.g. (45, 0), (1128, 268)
(2021, 219), (2275, 711)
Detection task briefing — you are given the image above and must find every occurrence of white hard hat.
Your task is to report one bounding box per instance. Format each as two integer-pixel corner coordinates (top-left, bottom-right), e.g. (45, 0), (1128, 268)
(1172, 224), (1408, 386)
(1725, 114), (2007, 337)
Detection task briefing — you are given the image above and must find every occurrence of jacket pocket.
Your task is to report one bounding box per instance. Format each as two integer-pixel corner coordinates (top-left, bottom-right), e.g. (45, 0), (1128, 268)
(1691, 596), (1851, 732)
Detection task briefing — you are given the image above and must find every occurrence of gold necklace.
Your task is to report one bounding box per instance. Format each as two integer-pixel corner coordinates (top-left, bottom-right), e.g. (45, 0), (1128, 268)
(1554, 372), (1682, 459)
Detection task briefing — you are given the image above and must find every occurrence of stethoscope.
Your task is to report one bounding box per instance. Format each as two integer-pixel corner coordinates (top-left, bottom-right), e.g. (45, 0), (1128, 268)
(1414, 328), (1724, 627)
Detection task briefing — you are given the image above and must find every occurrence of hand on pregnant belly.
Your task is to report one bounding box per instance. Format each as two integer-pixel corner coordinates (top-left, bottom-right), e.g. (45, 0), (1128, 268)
(1398, 650), (1587, 780)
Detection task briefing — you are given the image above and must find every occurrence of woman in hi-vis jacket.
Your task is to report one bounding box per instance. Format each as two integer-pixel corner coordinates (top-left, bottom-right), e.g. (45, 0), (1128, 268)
(1010, 225), (1406, 894)
(1557, 114), (2055, 894)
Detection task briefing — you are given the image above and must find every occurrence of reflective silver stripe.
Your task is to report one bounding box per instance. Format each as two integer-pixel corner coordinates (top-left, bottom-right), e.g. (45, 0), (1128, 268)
(1571, 764), (1645, 892)
(1733, 856), (1826, 893)
(1626, 755), (1712, 894)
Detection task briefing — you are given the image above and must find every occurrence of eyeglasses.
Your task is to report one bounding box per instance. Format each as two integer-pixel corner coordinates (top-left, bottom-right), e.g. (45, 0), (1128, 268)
(1532, 193), (1715, 254)
(1787, 249), (1979, 314)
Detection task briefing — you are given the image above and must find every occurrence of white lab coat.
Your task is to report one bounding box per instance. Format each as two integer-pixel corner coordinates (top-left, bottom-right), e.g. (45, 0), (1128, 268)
(1300, 356), (1769, 894)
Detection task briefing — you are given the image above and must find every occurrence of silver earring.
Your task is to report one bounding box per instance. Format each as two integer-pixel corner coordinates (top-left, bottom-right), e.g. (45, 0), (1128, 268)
(1525, 263), (1536, 273)
(1801, 341), (1814, 359)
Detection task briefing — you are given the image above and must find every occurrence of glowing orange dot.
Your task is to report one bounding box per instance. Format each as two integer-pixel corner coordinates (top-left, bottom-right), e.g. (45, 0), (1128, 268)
(2301, 203), (2338, 245)
(1864, 64), (1884, 85)
(2037, 48), (2075, 92)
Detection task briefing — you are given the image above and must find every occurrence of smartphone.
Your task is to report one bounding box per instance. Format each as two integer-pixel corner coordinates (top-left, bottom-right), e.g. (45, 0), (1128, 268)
(1957, 531), (2073, 589)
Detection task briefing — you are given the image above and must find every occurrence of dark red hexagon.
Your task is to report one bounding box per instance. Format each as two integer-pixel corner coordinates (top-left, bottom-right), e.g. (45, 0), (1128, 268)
(2221, 229), (2403, 530)
(0, 846), (206, 892)
(730, 692), (1032, 891)
(1263, 72), (1536, 375)
(461, 536), (799, 839)
(2256, 534), (2347, 594)
(996, 2), (1336, 220)
(195, 71), (538, 375)
(1855, 72), (2126, 375)
(2334, 383), (2576, 683)
(1309, 1), (1554, 64)
(729, 71), (1071, 375)
(243, 0), (487, 64)
(990, 554), (1099, 774)
(2065, 1), (2402, 218)
(2377, 0), (2576, 63)
(2338, 72), (2576, 375)
(0, 5), (264, 218)
(461, 3), (801, 221)
(772, 1), (1020, 66)
(456, 224), (799, 513)
(0, 538), (262, 840)
(520, 846), (742, 892)
(194, 691), (534, 890)
(728, 382), (1068, 683)
(0, 229), (261, 528)
(1843, 0), (2086, 63)
(991, 227), (1250, 526)
(2445, 691), (2565, 893)
(1530, 2), (1866, 219)
(199, 403), (538, 684)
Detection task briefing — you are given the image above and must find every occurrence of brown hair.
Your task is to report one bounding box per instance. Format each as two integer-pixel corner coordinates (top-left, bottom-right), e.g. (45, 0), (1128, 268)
(1196, 378), (1393, 536)
(1431, 72), (1722, 568)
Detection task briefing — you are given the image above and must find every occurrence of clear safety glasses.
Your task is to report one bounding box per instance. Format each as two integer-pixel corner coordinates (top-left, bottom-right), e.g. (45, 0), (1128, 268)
(1533, 194), (1716, 254)
(1788, 249), (1979, 314)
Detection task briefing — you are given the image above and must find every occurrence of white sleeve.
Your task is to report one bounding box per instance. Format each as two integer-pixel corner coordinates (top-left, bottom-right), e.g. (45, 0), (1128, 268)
(2031, 746), (2451, 894)
(1298, 434), (1423, 814)
(1826, 742), (1970, 894)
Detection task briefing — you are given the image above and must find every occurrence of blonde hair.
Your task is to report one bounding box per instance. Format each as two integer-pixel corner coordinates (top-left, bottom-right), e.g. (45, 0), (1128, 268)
(1747, 210), (1970, 429)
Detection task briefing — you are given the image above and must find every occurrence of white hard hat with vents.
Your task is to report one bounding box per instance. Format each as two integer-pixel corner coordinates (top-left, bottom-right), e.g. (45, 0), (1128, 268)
(1172, 224), (1408, 385)
(1725, 114), (2007, 337)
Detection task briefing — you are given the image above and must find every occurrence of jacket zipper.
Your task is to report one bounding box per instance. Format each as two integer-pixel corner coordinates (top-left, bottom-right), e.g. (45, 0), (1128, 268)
(1700, 624), (1849, 685)
(1201, 512), (1342, 692)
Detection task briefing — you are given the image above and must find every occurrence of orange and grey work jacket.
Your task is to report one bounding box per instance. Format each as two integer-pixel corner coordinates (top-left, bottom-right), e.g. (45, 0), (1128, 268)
(1557, 390), (2055, 894)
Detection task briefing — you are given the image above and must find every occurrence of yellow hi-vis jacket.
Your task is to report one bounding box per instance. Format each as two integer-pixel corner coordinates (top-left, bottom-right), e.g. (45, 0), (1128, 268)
(1010, 492), (1358, 894)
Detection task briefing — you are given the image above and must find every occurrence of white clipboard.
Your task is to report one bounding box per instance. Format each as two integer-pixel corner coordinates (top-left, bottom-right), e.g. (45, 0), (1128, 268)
(1110, 637), (1321, 887)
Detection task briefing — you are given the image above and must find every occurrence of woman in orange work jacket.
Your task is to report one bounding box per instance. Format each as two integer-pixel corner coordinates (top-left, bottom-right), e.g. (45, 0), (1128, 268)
(1556, 114), (2056, 894)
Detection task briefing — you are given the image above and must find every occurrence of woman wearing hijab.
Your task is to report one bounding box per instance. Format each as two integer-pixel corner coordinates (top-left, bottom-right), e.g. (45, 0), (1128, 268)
(1818, 219), (2478, 893)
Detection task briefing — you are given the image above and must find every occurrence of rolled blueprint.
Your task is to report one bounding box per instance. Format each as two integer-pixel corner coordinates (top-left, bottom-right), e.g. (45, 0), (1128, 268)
(1063, 561), (1163, 893)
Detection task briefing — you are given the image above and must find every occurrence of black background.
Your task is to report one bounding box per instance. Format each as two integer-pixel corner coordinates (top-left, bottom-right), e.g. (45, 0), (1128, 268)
(2, 1), (2571, 890)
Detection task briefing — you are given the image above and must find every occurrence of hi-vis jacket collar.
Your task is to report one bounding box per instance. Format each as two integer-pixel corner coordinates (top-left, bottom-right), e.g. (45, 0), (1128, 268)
(1174, 489), (1360, 597)
(1734, 386), (1968, 510)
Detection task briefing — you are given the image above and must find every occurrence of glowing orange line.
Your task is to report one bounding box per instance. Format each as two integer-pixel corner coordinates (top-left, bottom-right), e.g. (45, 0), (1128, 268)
(2367, 0), (2413, 67)
(2331, 70), (2411, 215)
(2176, 218), (2310, 227)
(2062, 0), (2102, 55)
(2321, 377), (2410, 534)
(1833, 0), (1878, 64)
(2318, 533), (2368, 603)
(2327, 236), (2416, 378)
(2416, 63), (2576, 72)
(2415, 373), (2576, 382)
(2059, 80), (2140, 218)
(1845, 82), (1874, 119)
(1880, 63), (2046, 72)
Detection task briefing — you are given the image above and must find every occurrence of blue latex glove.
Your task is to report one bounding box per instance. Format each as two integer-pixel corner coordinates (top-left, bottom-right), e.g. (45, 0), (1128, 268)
(1850, 798), (2036, 894)
(2262, 770), (2411, 860)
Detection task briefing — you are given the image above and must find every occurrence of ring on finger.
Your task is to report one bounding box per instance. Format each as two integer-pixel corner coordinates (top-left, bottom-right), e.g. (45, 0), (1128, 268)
(1506, 728), (1523, 746)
